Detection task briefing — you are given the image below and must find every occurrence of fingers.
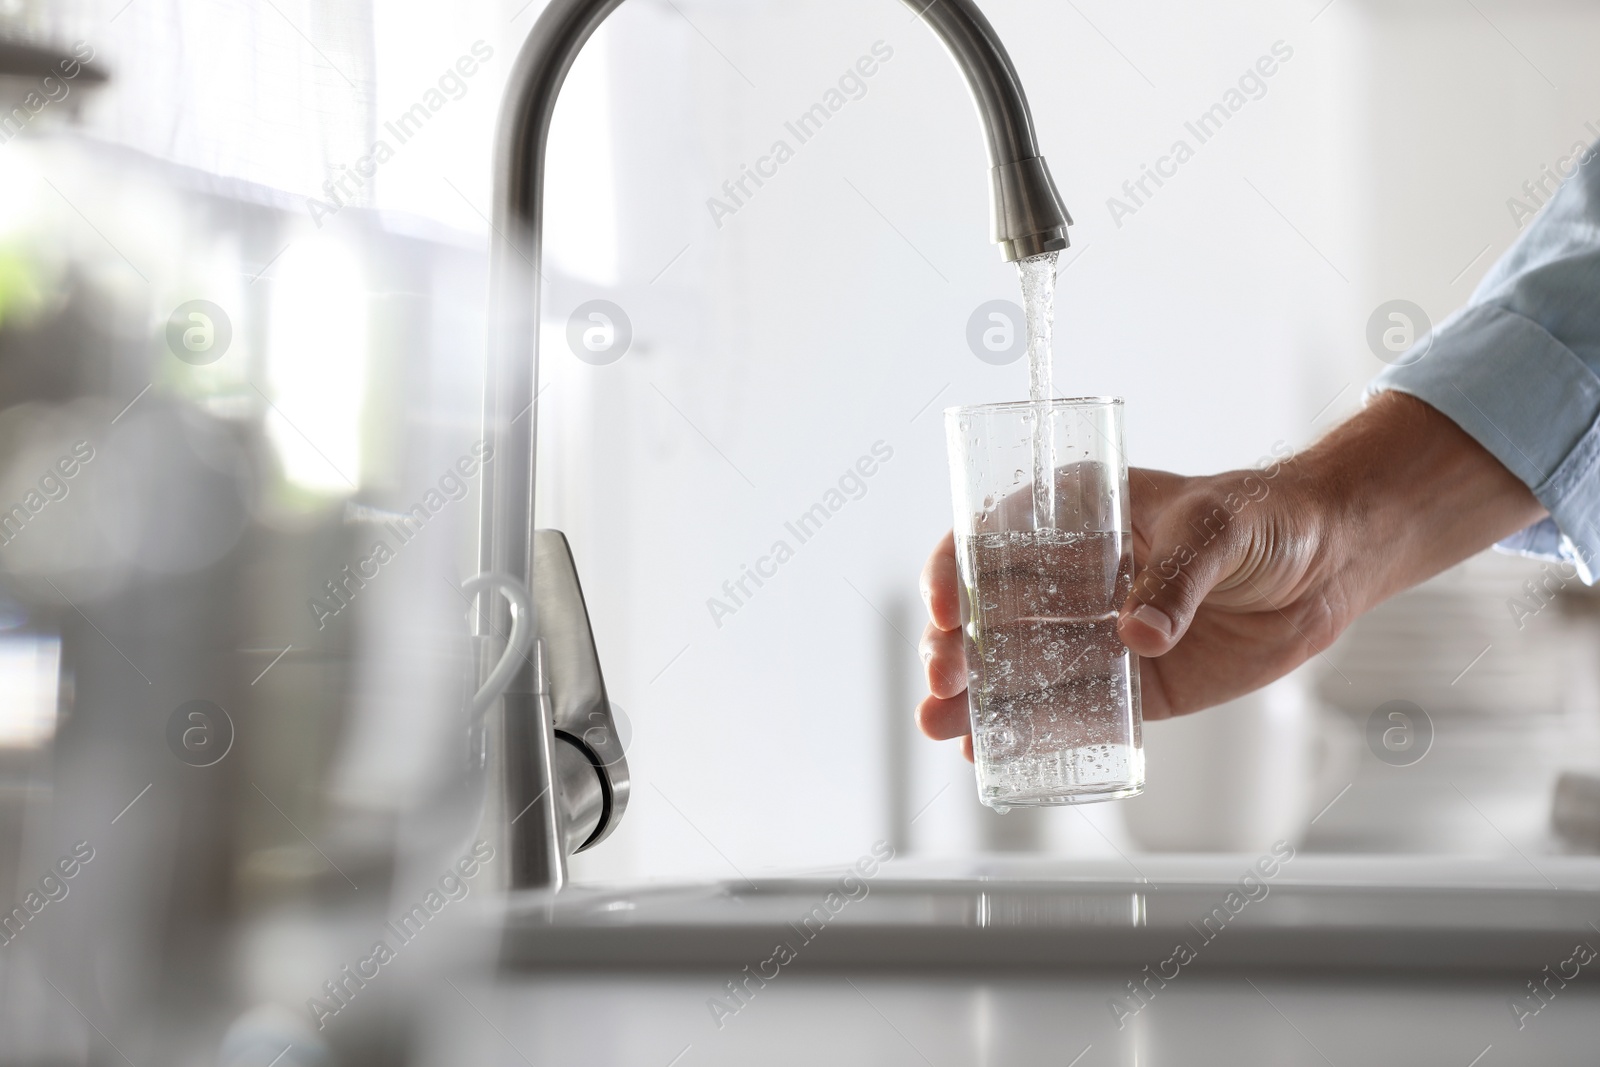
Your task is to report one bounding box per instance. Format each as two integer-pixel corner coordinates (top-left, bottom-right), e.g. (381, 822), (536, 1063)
(919, 530), (961, 632)
(1119, 599), (1180, 657)
(916, 691), (970, 741)
(919, 621), (965, 699)
(919, 530), (971, 758)
(1118, 499), (1245, 658)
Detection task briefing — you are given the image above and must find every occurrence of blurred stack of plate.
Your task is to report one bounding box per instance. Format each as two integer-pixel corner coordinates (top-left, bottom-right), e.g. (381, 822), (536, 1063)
(1123, 671), (1324, 853)
(1307, 548), (1600, 856)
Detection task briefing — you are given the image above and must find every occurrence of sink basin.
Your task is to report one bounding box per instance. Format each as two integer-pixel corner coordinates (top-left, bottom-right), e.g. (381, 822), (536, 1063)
(499, 854), (1600, 973)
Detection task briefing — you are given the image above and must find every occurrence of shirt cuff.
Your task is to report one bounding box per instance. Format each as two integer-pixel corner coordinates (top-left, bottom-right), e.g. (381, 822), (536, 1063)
(1366, 302), (1600, 583)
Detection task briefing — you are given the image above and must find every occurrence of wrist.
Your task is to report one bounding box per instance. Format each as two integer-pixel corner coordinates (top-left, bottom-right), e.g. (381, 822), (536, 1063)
(1293, 390), (1546, 615)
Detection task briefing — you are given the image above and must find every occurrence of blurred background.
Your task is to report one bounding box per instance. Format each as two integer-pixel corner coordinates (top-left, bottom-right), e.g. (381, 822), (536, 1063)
(2, 0), (1600, 1058)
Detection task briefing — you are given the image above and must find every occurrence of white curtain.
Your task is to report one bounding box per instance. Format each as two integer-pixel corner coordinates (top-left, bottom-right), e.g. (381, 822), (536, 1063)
(20, 0), (377, 206)
(13, 0), (538, 231)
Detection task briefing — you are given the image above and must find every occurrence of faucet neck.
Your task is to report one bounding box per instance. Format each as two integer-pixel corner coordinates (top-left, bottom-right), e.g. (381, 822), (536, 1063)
(909, 0), (1071, 259)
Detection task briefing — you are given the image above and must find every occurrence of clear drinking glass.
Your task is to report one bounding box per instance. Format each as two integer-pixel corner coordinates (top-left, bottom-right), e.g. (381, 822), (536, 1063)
(944, 397), (1143, 808)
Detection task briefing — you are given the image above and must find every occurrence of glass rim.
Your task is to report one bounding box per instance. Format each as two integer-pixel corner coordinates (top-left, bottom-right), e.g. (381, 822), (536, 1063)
(943, 396), (1123, 417)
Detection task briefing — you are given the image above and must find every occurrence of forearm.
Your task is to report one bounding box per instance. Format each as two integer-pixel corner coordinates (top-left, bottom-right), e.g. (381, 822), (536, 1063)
(1304, 390), (1546, 614)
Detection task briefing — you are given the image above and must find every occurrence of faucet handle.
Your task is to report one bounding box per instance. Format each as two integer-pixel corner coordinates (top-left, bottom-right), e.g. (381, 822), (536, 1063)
(533, 529), (630, 850)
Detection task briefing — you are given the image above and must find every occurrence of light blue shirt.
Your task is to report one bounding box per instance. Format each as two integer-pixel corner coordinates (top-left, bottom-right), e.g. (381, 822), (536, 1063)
(1369, 141), (1600, 583)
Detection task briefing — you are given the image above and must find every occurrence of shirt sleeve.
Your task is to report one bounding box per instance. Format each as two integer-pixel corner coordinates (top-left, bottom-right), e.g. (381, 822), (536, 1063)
(1367, 138), (1600, 584)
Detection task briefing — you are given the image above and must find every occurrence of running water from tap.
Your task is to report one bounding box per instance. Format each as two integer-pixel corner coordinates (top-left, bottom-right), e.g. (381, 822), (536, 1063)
(1018, 251), (1059, 529)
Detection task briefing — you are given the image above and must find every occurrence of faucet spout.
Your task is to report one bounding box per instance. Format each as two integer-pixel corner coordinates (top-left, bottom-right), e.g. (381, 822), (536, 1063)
(908, 0), (1072, 260)
(479, 0), (1070, 892)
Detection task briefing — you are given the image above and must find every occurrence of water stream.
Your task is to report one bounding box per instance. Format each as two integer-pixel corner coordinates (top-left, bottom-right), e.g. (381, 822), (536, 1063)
(1017, 251), (1060, 531)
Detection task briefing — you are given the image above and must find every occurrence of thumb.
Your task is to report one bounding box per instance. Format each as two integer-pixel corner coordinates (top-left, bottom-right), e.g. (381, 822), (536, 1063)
(1118, 520), (1242, 657)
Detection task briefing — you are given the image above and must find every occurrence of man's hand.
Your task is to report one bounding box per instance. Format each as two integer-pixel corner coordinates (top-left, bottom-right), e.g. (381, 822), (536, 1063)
(916, 392), (1547, 758)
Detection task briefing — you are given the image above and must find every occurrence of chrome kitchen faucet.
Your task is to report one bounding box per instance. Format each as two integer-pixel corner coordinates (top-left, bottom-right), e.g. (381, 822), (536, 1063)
(476, 0), (1072, 892)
